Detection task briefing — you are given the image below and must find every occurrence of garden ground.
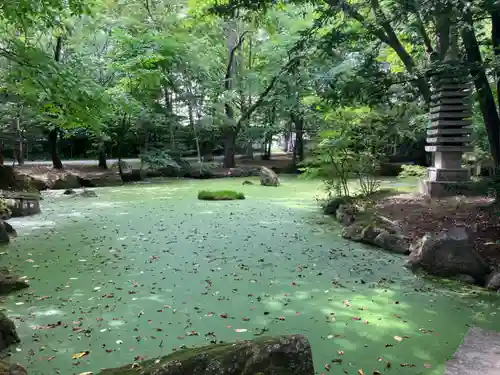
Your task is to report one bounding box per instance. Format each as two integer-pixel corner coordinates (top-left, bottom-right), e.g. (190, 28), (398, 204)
(2, 177), (500, 375)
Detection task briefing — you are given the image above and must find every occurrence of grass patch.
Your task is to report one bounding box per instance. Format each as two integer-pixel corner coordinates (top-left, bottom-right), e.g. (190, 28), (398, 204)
(198, 190), (245, 201)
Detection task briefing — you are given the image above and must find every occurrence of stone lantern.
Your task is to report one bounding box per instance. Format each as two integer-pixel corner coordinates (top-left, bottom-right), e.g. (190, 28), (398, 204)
(420, 37), (473, 197)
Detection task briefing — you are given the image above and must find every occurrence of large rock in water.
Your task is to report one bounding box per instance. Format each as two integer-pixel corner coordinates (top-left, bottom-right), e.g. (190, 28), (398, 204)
(406, 227), (490, 281)
(0, 222), (9, 245)
(50, 173), (81, 190)
(260, 166), (280, 186)
(0, 312), (19, 351)
(0, 268), (29, 294)
(0, 362), (27, 375)
(98, 335), (314, 375)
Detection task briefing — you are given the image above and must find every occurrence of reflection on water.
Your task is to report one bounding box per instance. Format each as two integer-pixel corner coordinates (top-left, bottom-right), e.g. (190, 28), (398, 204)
(1, 177), (499, 375)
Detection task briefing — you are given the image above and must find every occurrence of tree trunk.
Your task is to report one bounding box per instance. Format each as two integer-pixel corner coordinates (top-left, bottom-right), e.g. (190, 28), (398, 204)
(48, 128), (63, 169)
(245, 140), (254, 159)
(462, 12), (500, 168)
(0, 142), (4, 166)
(14, 117), (24, 166)
(14, 141), (23, 166)
(291, 113), (304, 167)
(491, 6), (500, 129)
(98, 142), (107, 169)
(188, 100), (202, 165)
(223, 129), (236, 168)
(283, 129), (291, 152)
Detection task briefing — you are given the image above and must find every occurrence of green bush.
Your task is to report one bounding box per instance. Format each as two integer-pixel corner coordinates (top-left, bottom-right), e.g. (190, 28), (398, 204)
(197, 190), (245, 201)
(398, 164), (427, 179)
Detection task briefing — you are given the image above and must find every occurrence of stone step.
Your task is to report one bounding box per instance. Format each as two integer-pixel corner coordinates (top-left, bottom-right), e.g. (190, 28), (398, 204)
(431, 84), (470, 91)
(431, 98), (471, 106)
(427, 128), (472, 136)
(430, 112), (473, 120)
(427, 136), (471, 144)
(425, 145), (473, 152)
(428, 119), (473, 128)
(432, 91), (470, 101)
(445, 327), (500, 375)
(430, 105), (470, 113)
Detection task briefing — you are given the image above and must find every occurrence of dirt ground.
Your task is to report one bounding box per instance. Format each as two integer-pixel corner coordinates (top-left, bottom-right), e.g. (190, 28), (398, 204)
(375, 194), (500, 266)
(14, 154), (296, 180)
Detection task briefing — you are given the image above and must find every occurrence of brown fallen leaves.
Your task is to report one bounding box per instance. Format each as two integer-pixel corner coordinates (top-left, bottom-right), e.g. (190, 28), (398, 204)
(72, 351), (90, 359)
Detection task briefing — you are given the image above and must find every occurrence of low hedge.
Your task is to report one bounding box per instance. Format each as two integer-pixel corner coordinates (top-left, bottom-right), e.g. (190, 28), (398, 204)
(198, 190), (245, 201)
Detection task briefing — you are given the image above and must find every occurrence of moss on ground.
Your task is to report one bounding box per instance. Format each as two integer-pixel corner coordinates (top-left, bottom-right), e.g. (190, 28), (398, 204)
(198, 190), (245, 201)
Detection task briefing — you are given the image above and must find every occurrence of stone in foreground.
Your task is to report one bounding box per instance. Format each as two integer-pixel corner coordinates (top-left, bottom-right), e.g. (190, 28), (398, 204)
(0, 312), (20, 352)
(98, 334), (314, 375)
(260, 166), (280, 186)
(445, 327), (500, 375)
(0, 361), (27, 375)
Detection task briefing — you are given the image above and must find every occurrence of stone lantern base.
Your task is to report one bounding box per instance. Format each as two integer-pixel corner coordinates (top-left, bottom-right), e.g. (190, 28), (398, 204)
(419, 146), (472, 197)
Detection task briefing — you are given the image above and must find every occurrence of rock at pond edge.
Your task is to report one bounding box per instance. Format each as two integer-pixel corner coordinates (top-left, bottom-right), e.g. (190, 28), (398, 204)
(407, 227), (490, 281)
(0, 222), (8, 245)
(97, 334), (314, 375)
(260, 166), (280, 187)
(485, 271), (500, 290)
(0, 361), (27, 375)
(0, 312), (19, 352)
(0, 268), (29, 295)
(373, 230), (410, 255)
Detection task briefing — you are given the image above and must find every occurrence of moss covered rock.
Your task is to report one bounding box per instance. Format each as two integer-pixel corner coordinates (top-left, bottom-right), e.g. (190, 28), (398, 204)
(0, 268), (29, 294)
(0, 312), (20, 352)
(198, 190), (245, 201)
(0, 361), (27, 375)
(98, 334), (314, 375)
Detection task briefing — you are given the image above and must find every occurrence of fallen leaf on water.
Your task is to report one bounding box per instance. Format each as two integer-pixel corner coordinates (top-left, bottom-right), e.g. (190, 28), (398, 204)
(332, 358), (342, 363)
(373, 371), (381, 375)
(358, 370), (366, 375)
(337, 350), (344, 355)
(424, 363), (433, 368)
(352, 317), (361, 321)
(394, 336), (403, 342)
(386, 361), (391, 369)
(385, 344), (393, 347)
(78, 372), (93, 375)
(400, 363), (416, 368)
(72, 351), (90, 359)
(324, 364), (331, 371)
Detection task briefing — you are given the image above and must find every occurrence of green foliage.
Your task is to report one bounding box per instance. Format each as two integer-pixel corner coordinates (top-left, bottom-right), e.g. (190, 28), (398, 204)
(139, 149), (178, 170)
(197, 190), (246, 200)
(302, 106), (397, 198)
(398, 164), (427, 179)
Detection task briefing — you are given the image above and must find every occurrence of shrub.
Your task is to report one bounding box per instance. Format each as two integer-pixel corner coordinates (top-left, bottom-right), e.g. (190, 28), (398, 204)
(398, 164), (427, 179)
(197, 190), (245, 201)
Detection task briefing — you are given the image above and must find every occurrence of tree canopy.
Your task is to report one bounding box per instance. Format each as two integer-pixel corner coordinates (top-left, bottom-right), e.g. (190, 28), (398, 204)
(0, 0), (498, 171)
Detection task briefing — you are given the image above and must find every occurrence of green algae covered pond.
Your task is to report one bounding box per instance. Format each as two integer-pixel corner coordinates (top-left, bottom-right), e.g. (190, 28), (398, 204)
(2, 177), (500, 375)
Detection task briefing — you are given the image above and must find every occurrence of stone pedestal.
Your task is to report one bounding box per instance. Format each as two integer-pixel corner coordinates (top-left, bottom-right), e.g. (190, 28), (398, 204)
(420, 73), (472, 197)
